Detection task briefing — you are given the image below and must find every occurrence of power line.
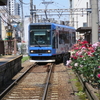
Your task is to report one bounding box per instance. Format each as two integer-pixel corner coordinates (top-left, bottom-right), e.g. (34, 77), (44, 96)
(0, 16), (12, 26)
(75, 0), (83, 8)
(0, 7), (20, 27)
(2, 7), (18, 19)
(19, 0), (29, 5)
(53, 2), (66, 8)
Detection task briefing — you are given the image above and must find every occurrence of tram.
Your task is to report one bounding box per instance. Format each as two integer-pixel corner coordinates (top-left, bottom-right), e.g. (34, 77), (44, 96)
(28, 23), (76, 63)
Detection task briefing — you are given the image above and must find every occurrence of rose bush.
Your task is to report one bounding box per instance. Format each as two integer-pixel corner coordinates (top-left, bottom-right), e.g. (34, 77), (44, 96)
(68, 41), (100, 85)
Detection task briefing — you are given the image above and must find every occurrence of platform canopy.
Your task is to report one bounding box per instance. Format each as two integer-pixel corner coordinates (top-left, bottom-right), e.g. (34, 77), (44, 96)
(0, 0), (7, 6)
(76, 27), (92, 33)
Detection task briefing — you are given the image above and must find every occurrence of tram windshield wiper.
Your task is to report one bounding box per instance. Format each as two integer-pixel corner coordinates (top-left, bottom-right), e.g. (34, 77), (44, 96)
(34, 39), (41, 48)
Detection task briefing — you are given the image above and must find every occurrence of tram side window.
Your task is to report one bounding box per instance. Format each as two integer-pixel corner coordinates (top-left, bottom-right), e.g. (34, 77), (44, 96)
(59, 31), (64, 44)
(52, 30), (58, 48)
(52, 36), (55, 48)
(64, 32), (69, 44)
(30, 32), (34, 45)
(52, 36), (58, 49)
(55, 35), (58, 48)
(59, 31), (69, 44)
(72, 32), (76, 43)
(59, 34), (63, 44)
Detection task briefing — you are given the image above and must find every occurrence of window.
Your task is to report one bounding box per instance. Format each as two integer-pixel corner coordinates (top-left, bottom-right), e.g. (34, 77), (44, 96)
(30, 29), (51, 45)
(83, 23), (87, 27)
(59, 31), (69, 44)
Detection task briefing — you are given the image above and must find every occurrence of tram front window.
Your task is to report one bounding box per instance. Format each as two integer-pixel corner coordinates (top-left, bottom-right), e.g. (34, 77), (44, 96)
(30, 30), (51, 46)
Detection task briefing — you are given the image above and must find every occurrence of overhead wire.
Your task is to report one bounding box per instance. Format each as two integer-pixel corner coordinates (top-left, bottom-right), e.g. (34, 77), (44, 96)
(2, 7), (19, 20)
(0, 6), (21, 26)
(53, 1), (67, 9)
(75, 0), (83, 8)
(0, 1), (27, 30)
(18, 0), (29, 5)
(0, 15), (12, 26)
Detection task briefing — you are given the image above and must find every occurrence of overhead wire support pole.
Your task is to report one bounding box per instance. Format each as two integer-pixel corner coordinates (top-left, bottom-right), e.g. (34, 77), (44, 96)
(91, 0), (99, 43)
(87, 2), (88, 27)
(30, 0), (33, 23)
(20, 0), (24, 41)
(32, 8), (89, 13)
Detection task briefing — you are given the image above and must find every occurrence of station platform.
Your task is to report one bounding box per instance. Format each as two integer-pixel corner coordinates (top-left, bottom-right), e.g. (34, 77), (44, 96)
(0, 55), (22, 65)
(0, 55), (22, 88)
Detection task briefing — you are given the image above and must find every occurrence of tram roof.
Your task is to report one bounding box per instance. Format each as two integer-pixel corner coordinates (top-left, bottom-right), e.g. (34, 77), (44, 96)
(29, 22), (75, 30)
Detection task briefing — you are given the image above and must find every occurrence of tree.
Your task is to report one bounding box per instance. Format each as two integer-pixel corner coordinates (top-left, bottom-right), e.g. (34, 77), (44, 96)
(0, 0), (7, 6)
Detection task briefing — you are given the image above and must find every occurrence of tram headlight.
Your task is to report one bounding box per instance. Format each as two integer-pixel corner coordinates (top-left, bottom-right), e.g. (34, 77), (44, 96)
(47, 50), (51, 53)
(30, 50), (34, 53)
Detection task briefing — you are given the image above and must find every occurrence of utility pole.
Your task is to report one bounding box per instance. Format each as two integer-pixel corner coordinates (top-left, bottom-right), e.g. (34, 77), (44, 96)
(6, 0), (13, 40)
(20, 0), (24, 41)
(69, 0), (73, 26)
(91, 0), (99, 43)
(30, 0), (33, 23)
(87, 2), (88, 27)
(34, 5), (36, 23)
(0, 14), (2, 39)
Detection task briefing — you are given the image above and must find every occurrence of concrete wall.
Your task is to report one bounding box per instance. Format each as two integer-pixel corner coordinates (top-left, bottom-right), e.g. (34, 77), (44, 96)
(0, 55), (22, 87)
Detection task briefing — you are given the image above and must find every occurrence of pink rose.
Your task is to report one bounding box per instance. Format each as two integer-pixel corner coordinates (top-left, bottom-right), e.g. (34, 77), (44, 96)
(98, 66), (100, 69)
(97, 74), (100, 78)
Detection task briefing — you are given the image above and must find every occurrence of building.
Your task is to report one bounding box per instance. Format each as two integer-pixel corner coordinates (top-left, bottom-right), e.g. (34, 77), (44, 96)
(69, 0), (90, 28)
(15, 3), (20, 16)
(8, 0), (20, 16)
(8, 0), (16, 15)
(69, 0), (91, 40)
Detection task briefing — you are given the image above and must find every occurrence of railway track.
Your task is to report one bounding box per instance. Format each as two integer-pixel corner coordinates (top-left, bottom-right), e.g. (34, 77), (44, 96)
(0, 63), (52, 100)
(66, 68), (100, 100)
(76, 72), (99, 100)
(0, 62), (76, 100)
(0, 60), (99, 100)
(0, 62), (37, 99)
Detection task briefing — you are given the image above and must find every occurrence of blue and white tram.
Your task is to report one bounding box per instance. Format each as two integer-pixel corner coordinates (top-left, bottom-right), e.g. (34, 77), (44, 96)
(28, 23), (76, 63)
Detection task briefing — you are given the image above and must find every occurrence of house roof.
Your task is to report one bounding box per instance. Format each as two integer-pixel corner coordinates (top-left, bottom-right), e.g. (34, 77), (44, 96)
(76, 27), (92, 33)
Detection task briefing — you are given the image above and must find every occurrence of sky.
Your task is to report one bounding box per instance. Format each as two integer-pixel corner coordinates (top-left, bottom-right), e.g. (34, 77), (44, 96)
(17, 0), (70, 21)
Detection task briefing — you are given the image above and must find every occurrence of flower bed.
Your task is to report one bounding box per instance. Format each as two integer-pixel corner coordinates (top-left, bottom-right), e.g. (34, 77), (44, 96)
(67, 40), (100, 86)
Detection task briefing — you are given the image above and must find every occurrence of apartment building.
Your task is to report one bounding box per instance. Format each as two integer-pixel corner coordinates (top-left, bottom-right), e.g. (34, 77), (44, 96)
(8, 0), (16, 15)
(15, 3), (20, 16)
(69, 0), (91, 41)
(8, 0), (20, 16)
(69, 0), (90, 28)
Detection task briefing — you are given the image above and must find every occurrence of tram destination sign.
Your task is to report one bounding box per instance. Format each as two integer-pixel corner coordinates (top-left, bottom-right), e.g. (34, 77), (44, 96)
(30, 25), (51, 29)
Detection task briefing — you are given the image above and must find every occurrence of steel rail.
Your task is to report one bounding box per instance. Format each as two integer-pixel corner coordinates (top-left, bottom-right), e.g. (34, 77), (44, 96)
(0, 63), (37, 99)
(42, 63), (54, 100)
(75, 72), (99, 100)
